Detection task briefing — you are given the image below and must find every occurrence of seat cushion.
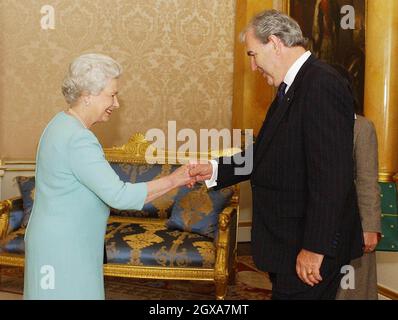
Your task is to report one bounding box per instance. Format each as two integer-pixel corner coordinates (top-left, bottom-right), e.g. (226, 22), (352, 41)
(167, 184), (234, 238)
(105, 220), (215, 268)
(0, 228), (25, 254)
(15, 176), (35, 228)
(110, 163), (181, 219)
(1, 221), (217, 269)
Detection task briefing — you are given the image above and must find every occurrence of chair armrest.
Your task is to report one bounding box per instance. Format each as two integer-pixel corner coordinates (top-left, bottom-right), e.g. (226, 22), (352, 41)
(0, 197), (23, 239)
(217, 206), (237, 232)
(0, 199), (12, 239)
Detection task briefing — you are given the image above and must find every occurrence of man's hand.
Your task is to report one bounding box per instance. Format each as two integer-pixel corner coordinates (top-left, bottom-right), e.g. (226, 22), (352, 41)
(363, 232), (380, 253)
(170, 164), (196, 189)
(296, 249), (324, 287)
(189, 162), (213, 183)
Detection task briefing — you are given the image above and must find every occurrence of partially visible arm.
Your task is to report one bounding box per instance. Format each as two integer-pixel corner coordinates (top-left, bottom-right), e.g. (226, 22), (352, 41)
(354, 119), (381, 252)
(354, 119), (382, 233)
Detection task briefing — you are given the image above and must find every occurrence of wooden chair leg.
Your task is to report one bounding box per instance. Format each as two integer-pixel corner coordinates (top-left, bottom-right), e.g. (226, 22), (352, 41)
(215, 278), (228, 300)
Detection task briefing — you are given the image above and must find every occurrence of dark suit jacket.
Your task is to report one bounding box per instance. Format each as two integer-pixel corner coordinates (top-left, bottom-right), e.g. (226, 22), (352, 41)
(216, 54), (364, 274)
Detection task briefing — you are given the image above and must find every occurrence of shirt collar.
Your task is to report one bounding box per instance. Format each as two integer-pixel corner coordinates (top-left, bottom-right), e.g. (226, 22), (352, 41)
(283, 51), (312, 92)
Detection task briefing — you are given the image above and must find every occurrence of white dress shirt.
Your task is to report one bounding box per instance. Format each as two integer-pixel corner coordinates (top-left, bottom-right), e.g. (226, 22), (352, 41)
(283, 50), (311, 93)
(205, 51), (312, 188)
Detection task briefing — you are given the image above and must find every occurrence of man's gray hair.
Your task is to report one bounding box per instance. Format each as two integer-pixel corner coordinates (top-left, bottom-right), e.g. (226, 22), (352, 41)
(240, 9), (308, 48)
(62, 53), (122, 105)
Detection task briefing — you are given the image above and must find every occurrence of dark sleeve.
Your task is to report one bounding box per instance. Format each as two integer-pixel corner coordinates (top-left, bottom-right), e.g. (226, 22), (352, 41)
(215, 143), (253, 190)
(301, 72), (355, 257)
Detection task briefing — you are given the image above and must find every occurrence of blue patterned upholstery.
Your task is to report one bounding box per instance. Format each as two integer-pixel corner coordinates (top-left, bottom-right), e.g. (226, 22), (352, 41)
(0, 218), (218, 267)
(110, 163), (181, 219)
(6, 165), (230, 266)
(167, 184), (234, 238)
(7, 199), (24, 234)
(105, 221), (215, 268)
(8, 209), (24, 234)
(0, 228), (25, 254)
(15, 176), (35, 228)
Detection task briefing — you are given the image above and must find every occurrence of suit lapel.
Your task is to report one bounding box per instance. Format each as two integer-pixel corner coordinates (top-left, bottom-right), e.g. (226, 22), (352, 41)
(254, 97), (278, 154)
(253, 54), (317, 172)
(253, 90), (294, 171)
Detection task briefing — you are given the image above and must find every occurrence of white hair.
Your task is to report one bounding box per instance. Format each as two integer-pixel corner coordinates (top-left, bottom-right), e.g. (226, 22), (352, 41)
(62, 53), (122, 105)
(240, 10), (308, 48)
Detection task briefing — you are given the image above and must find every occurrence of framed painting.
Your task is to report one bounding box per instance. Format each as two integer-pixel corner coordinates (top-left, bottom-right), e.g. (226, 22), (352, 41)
(285, 0), (367, 113)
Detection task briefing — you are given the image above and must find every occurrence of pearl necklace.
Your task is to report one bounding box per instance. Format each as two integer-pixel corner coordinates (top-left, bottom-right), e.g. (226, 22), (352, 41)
(67, 108), (88, 129)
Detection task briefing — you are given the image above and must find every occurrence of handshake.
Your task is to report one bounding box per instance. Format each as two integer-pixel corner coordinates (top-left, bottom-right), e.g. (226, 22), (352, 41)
(170, 162), (214, 189)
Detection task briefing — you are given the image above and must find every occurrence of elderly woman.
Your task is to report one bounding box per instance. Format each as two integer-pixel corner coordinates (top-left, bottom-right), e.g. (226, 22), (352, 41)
(23, 53), (194, 299)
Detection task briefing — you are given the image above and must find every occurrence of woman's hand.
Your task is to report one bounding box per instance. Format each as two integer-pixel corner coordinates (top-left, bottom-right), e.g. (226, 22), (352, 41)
(145, 164), (196, 204)
(170, 164), (196, 188)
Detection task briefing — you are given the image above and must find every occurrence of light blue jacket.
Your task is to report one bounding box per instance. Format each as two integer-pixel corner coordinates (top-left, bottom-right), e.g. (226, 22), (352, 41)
(24, 112), (147, 299)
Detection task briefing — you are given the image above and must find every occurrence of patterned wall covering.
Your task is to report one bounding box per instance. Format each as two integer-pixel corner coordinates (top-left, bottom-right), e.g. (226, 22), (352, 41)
(0, 0), (236, 160)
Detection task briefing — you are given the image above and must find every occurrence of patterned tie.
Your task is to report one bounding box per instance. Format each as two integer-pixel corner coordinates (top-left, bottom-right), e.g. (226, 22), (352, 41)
(277, 82), (287, 105)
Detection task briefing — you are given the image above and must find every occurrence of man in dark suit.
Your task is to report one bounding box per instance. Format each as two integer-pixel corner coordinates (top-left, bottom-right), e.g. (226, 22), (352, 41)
(189, 10), (363, 299)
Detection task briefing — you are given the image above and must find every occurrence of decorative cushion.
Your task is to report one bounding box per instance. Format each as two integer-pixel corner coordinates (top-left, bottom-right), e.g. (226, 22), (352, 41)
(7, 198), (24, 234)
(110, 163), (181, 219)
(0, 228), (25, 254)
(105, 221), (215, 268)
(166, 184), (234, 238)
(15, 176), (35, 228)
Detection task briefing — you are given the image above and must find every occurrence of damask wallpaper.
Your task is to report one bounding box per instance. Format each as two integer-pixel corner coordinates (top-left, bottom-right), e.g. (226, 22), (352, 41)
(0, 0), (236, 160)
